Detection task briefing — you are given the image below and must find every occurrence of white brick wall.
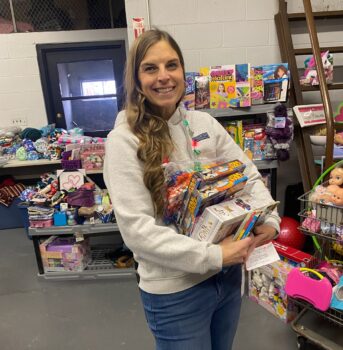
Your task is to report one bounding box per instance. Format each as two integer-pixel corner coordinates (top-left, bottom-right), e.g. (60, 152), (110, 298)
(0, 0), (342, 129)
(125, 0), (282, 67)
(0, 29), (128, 128)
(125, 0), (343, 101)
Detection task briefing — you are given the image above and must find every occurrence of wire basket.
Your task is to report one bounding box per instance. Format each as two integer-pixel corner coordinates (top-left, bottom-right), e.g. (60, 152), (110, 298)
(298, 190), (343, 243)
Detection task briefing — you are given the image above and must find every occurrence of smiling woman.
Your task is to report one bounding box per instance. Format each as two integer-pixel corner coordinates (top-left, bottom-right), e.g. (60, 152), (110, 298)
(138, 40), (185, 119)
(103, 28), (280, 350)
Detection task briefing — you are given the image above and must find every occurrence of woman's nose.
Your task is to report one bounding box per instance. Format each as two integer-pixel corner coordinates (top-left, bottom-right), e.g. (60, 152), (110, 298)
(157, 67), (170, 82)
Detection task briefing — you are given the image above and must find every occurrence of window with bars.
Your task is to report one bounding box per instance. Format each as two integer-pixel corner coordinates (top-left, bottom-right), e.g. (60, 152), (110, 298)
(0, 0), (126, 33)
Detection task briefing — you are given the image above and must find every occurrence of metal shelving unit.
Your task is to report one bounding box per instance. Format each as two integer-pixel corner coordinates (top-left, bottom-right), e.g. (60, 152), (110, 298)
(29, 223), (136, 280)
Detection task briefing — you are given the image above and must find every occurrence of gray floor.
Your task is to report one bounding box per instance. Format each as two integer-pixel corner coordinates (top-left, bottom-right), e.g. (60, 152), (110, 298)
(0, 228), (339, 350)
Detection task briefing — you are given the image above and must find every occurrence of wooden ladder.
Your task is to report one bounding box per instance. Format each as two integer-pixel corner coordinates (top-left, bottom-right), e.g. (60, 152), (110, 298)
(275, 0), (343, 191)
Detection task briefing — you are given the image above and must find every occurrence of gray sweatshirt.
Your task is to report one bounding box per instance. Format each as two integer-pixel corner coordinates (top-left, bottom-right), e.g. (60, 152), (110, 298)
(103, 107), (280, 294)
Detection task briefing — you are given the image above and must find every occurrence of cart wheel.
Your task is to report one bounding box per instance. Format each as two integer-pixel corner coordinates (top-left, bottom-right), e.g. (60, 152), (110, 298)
(297, 336), (307, 350)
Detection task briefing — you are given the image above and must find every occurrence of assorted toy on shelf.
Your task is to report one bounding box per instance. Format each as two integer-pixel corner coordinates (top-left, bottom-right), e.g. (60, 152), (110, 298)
(182, 62), (289, 110)
(19, 171), (115, 229)
(300, 50), (333, 86)
(220, 103), (293, 162)
(265, 104), (294, 161)
(0, 123), (105, 162)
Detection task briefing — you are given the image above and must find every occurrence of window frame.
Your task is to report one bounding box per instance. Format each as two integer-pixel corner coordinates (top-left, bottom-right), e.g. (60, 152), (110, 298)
(36, 40), (126, 137)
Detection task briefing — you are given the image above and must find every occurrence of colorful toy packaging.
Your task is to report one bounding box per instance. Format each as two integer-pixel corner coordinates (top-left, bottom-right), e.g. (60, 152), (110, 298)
(248, 259), (299, 323)
(191, 194), (278, 243)
(39, 235), (91, 272)
(162, 159), (247, 236)
(195, 75), (210, 109)
(259, 63), (289, 103)
(209, 65), (236, 109)
(182, 72), (198, 110)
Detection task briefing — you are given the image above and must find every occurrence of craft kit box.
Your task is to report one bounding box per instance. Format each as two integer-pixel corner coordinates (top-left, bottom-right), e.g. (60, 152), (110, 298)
(191, 194), (276, 243)
(248, 260), (298, 323)
(39, 236), (91, 272)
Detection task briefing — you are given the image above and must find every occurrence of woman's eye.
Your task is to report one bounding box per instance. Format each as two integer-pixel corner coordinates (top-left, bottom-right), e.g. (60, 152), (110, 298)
(144, 66), (156, 72)
(167, 62), (178, 69)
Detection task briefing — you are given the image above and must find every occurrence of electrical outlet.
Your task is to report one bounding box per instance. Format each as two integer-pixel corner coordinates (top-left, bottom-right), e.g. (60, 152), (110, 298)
(11, 117), (28, 126)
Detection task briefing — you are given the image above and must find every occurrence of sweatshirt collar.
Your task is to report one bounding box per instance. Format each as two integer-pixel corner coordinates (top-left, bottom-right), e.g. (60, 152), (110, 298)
(167, 106), (184, 126)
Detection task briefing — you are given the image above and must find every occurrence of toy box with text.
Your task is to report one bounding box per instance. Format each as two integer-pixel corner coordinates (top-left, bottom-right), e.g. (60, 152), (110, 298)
(179, 171), (248, 236)
(272, 241), (314, 267)
(191, 194), (277, 243)
(248, 259), (299, 323)
(163, 159), (248, 235)
(39, 235), (91, 272)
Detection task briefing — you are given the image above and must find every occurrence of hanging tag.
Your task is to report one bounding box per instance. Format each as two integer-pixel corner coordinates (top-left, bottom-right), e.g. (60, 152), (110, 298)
(132, 18), (145, 39)
(74, 232), (84, 242)
(274, 116), (286, 128)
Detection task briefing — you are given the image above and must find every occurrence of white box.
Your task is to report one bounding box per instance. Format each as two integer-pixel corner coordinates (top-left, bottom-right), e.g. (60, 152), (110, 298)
(191, 194), (277, 243)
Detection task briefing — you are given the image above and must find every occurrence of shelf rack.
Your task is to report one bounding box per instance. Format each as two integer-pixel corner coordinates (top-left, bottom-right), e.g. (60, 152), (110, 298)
(29, 223), (136, 280)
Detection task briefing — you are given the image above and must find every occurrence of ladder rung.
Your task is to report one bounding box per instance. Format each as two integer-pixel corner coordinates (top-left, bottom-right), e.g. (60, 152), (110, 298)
(288, 10), (343, 21)
(294, 47), (343, 55)
(301, 83), (343, 91)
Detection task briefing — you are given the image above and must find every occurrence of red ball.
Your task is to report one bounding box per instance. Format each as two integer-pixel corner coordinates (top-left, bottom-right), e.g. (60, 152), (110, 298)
(276, 216), (306, 250)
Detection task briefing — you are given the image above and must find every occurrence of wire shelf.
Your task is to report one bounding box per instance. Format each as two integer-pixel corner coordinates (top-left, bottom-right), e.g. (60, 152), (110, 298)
(298, 191), (343, 243)
(291, 298), (343, 327)
(86, 248), (116, 271)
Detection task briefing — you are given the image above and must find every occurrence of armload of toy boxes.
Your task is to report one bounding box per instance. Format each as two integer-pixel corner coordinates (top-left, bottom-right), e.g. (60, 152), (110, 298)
(162, 159), (278, 244)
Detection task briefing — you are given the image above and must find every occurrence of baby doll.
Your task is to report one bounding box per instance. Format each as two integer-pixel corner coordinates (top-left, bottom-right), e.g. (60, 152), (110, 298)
(332, 187), (343, 207)
(309, 184), (340, 204)
(329, 167), (343, 186)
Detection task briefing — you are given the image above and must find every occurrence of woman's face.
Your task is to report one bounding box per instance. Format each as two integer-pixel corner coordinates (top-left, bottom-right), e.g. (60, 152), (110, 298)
(138, 40), (184, 119)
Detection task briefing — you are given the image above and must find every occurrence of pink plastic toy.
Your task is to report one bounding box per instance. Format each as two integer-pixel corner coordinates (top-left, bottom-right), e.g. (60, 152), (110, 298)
(285, 268), (333, 311)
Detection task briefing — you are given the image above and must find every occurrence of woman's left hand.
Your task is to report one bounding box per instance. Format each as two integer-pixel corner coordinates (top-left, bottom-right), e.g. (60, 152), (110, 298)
(245, 224), (277, 261)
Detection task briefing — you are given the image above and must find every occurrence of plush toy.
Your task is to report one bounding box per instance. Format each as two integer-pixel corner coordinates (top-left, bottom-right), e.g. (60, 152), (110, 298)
(301, 50), (333, 86)
(265, 104), (294, 161)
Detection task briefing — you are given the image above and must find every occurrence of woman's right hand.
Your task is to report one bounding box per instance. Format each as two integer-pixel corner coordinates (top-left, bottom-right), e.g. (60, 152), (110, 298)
(219, 235), (254, 266)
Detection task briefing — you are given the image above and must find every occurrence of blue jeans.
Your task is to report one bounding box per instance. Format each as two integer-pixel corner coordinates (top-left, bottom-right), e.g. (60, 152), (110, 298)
(139, 265), (242, 350)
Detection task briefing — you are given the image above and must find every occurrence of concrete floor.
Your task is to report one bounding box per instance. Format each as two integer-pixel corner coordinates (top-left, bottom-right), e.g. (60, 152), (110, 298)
(0, 228), (340, 350)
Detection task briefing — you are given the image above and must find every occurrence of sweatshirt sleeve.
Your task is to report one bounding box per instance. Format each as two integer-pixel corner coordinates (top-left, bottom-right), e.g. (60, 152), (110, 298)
(103, 126), (223, 274)
(210, 116), (281, 233)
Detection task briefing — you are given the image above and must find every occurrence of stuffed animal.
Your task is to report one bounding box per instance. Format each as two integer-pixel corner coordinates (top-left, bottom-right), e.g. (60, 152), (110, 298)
(265, 104), (294, 161)
(301, 50), (333, 86)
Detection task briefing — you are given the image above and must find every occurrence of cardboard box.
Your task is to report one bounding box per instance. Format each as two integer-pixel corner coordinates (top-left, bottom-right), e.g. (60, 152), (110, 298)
(248, 260), (298, 323)
(191, 194), (276, 243)
(40, 236), (91, 272)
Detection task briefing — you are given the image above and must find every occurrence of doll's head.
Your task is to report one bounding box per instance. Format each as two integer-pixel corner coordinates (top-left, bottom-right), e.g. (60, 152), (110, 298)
(329, 167), (343, 186)
(332, 187), (343, 206)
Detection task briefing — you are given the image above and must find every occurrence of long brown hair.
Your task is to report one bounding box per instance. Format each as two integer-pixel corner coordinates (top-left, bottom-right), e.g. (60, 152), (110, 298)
(124, 29), (185, 216)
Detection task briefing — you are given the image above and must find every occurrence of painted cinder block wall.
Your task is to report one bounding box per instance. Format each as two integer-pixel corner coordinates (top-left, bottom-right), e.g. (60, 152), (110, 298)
(0, 0), (342, 128)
